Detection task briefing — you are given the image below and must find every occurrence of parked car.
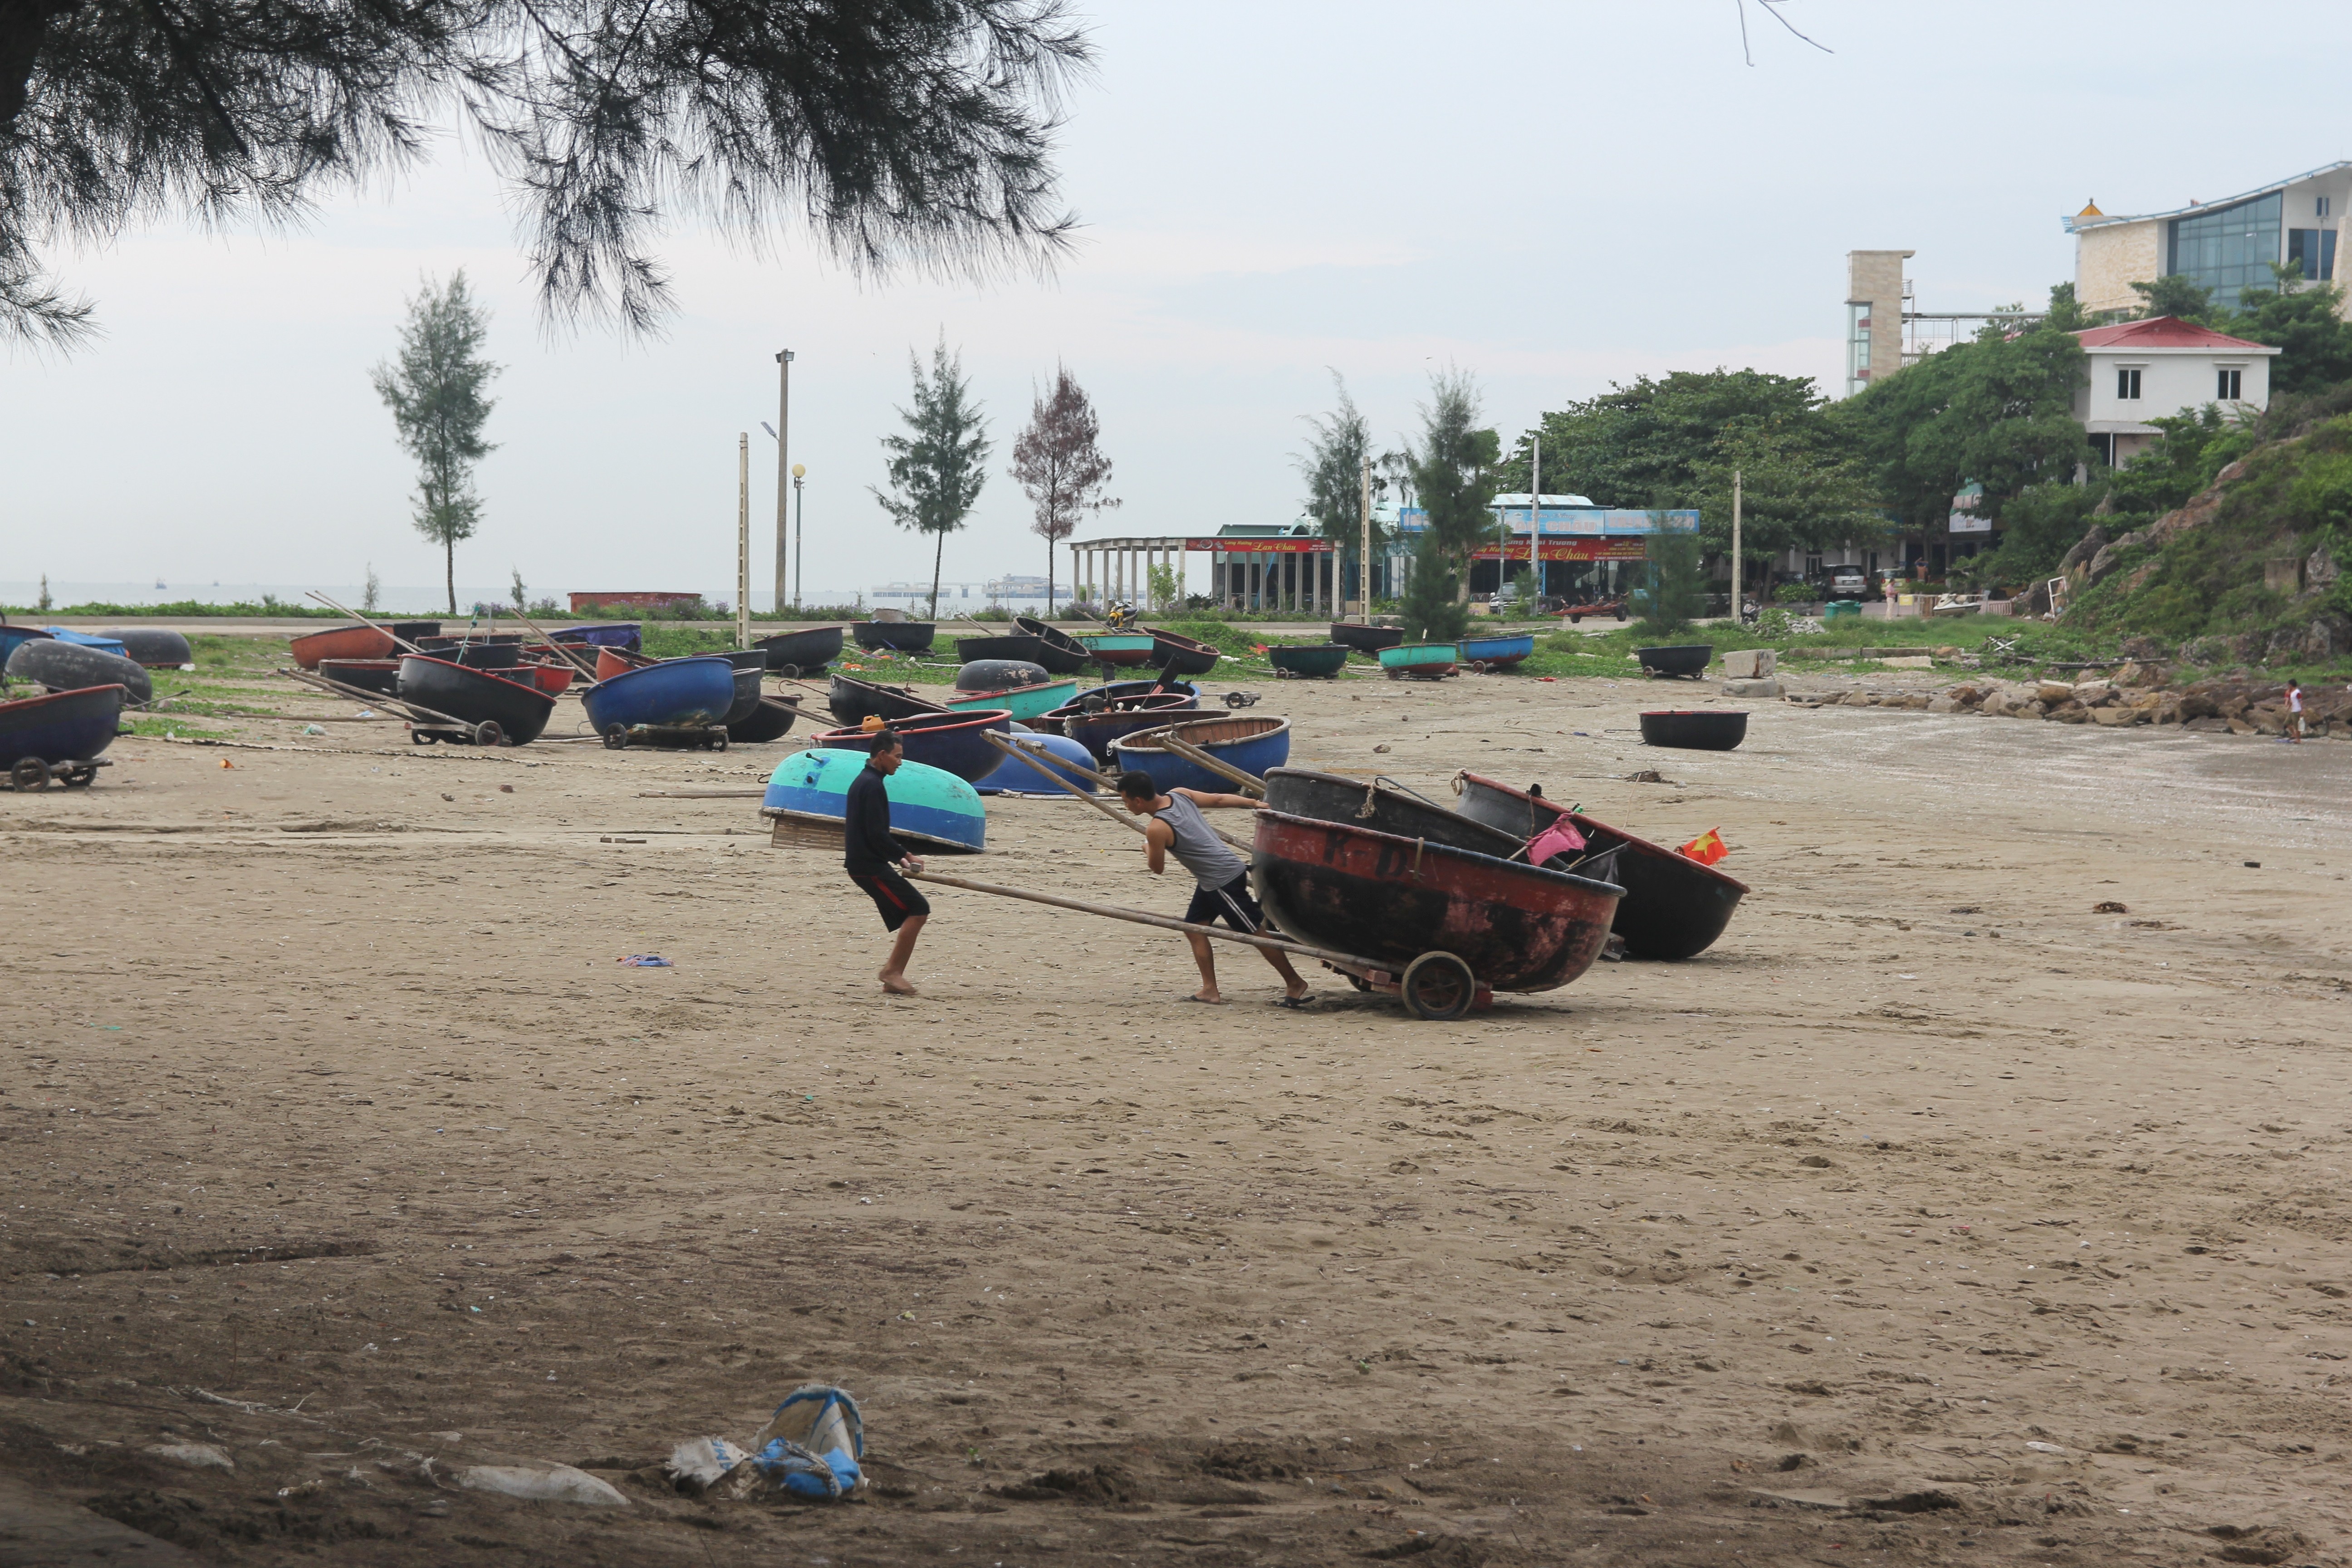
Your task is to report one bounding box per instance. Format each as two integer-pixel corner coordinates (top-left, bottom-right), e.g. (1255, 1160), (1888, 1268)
(1821, 565), (1868, 599)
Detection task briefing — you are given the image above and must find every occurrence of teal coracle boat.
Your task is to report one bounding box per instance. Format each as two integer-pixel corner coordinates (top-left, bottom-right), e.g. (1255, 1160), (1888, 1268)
(1459, 632), (1536, 669)
(1377, 642), (1461, 680)
(1075, 632), (1156, 667)
(945, 679), (1077, 722)
(761, 748), (985, 853)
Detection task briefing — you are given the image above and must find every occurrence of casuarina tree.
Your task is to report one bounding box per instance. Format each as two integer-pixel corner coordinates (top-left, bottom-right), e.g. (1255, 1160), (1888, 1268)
(1408, 369), (1499, 601)
(0, 0), (1093, 349)
(873, 336), (990, 619)
(1009, 365), (1118, 611)
(372, 272), (500, 615)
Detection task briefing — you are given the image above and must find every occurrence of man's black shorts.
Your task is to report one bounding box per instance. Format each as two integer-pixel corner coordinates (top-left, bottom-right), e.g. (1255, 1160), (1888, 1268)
(1183, 872), (1264, 933)
(851, 867), (931, 932)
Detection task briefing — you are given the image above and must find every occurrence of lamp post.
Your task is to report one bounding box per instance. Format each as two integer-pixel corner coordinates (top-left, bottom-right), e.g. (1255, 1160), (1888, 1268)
(773, 350), (794, 613)
(792, 464), (806, 610)
(736, 432), (751, 651)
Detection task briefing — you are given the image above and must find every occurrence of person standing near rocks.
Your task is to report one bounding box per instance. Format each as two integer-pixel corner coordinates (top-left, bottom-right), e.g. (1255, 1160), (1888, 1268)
(2287, 680), (2305, 743)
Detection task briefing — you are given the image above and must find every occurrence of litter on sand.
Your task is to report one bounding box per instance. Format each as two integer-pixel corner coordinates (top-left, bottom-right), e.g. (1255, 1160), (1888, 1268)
(667, 1384), (864, 1502)
(617, 954), (673, 967)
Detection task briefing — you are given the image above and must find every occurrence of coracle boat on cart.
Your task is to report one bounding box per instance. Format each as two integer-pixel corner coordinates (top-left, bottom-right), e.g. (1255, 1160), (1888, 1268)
(0, 684), (126, 789)
(944, 679), (1076, 722)
(1269, 643), (1350, 679)
(1250, 809), (1623, 1019)
(396, 656), (558, 745)
(1452, 770), (1748, 961)
(1111, 715), (1289, 794)
(754, 625), (844, 675)
(581, 655), (736, 735)
(808, 708), (1013, 784)
(1263, 768), (1524, 857)
(1459, 631), (1535, 670)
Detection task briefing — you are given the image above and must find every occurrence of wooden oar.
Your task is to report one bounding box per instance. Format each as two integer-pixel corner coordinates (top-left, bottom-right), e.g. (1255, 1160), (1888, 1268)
(500, 604), (600, 681)
(278, 665), (468, 729)
(906, 868), (1372, 973)
(981, 731), (1251, 853)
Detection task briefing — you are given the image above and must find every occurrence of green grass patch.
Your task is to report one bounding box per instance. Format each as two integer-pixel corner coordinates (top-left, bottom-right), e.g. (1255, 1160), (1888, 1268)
(125, 717), (235, 738)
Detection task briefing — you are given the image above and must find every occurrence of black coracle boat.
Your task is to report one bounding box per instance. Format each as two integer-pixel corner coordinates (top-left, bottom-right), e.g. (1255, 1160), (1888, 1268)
(1452, 770), (1747, 961)
(755, 625), (845, 675)
(396, 656), (559, 745)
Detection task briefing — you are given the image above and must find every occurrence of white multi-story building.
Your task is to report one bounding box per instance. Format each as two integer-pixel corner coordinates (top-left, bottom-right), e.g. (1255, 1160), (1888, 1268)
(2066, 162), (2352, 316)
(2071, 317), (2278, 467)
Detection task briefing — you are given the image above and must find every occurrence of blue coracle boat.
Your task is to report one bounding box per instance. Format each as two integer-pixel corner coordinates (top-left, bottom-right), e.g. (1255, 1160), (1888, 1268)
(0, 624), (54, 663)
(973, 730), (1099, 794)
(0, 684), (127, 770)
(763, 748), (985, 852)
(551, 623), (642, 650)
(1459, 632), (1536, 668)
(582, 655), (737, 733)
(1109, 715), (1290, 794)
(43, 628), (129, 657)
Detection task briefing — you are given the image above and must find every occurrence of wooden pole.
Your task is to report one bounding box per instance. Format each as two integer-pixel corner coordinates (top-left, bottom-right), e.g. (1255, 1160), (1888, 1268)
(774, 350), (793, 612)
(905, 867), (1374, 973)
(1731, 467), (1743, 626)
(980, 730), (1250, 852)
(737, 432), (752, 652)
(278, 666), (469, 729)
(1150, 731), (1266, 797)
(500, 604), (600, 681)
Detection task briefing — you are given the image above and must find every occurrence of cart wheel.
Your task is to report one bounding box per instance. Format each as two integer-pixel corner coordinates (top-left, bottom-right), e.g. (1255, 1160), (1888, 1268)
(1343, 972), (1374, 993)
(1568, 614), (1582, 624)
(713, 732), (728, 752)
(1614, 609), (1627, 621)
(11, 757), (49, 792)
(603, 726), (628, 750)
(1223, 691), (1245, 709)
(473, 720), (504, 747)
(1401, 951), (1476, 1021)
(411, 729), (436, 745)
(62, 765), (95, 788)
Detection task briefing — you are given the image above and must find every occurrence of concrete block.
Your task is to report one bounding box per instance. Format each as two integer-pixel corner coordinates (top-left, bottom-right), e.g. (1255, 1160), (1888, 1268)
(1721, 677), (1783, 699)
(1723, 647), (1778, 679)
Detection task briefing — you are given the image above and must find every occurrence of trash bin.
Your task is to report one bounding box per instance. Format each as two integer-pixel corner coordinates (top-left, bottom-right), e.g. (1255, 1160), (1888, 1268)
(1824, 600), (1861, 621)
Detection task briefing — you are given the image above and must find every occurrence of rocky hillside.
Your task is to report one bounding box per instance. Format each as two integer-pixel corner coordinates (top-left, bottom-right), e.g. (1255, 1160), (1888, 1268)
(2058, 416), (2352, 666)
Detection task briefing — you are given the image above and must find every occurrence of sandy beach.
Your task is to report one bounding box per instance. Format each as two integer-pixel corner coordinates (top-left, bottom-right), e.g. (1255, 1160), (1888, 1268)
(5, 671), (2351, 1566)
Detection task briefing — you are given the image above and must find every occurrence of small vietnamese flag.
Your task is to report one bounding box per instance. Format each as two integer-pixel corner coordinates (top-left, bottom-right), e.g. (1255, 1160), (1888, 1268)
(1677, 827), (1729, 866)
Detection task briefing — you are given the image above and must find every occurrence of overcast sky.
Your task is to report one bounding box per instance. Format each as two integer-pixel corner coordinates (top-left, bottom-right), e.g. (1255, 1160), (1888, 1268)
(5, 0), (2347, 607)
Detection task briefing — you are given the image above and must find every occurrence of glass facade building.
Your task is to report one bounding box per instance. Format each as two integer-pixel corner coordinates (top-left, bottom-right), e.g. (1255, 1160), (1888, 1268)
(2168, 192), (2281, 309)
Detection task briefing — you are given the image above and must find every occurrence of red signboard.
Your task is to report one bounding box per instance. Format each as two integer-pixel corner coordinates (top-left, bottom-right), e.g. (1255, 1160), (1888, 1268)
(1471, 539), (1647, 562)
(1184, 537), (1329, 553)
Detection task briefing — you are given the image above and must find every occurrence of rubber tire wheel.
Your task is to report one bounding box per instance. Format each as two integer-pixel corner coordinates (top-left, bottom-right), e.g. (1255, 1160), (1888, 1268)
(1223, 692), (1245, 708)
(473, 720), (505, 747)
(63, 766), (94, 788)
(1568, 614), (1582, 624)
(603, 726), (628, 750)
(712, 733), (728, 752)
(1401, 951), (1477, 1021)
(411, 729), (436, 745)
(11, 757), (49, 791)
(1615, 609), (1627, 621)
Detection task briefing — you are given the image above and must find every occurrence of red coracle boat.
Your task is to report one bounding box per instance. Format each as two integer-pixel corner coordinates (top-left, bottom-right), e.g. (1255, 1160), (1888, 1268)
(1250, 808), (1622, 1016)
(289, 625), (394, 669)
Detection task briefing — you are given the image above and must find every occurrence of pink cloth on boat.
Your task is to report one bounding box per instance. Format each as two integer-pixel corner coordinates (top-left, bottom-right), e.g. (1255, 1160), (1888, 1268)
(1527, 818), (1587, 865)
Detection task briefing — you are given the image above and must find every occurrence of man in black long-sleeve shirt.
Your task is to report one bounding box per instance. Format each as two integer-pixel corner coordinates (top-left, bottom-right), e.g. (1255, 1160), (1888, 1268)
(844, 729), (928, 995)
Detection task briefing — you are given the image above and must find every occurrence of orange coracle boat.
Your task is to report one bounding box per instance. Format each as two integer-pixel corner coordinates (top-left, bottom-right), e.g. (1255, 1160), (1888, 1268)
(289, 625), (394, 669)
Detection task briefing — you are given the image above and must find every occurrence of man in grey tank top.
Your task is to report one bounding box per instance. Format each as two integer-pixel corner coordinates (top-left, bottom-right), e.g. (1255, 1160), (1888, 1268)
(1117, 769), (1310, 1007)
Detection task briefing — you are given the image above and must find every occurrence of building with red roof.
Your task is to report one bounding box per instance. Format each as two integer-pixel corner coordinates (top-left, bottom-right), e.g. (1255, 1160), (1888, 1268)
(2071, 317), (2277, 468)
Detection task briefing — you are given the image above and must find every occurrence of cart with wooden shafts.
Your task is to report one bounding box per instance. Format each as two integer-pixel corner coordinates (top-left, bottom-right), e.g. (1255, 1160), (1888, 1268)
(887, 733), (1626, 1021)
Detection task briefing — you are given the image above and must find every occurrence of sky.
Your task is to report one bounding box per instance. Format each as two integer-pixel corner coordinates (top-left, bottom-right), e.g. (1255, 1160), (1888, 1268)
(5, 0), (2349, 609)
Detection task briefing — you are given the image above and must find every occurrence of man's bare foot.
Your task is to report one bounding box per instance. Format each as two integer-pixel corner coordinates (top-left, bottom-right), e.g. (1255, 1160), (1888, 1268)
(880, 971), (919, 995)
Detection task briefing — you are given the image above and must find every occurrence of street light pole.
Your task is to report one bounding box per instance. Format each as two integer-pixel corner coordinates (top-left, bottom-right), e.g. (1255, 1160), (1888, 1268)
(1358, 455), (1371, 625)
(792, 465), (806, 610)
(773, 350), (794, 615)
(1731, 467), (1744, 626)
(736, 432), (751, 651)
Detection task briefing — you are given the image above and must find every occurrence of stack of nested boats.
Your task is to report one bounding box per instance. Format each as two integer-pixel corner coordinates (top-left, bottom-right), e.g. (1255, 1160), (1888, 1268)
(1197, 765), (1749, 1018)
